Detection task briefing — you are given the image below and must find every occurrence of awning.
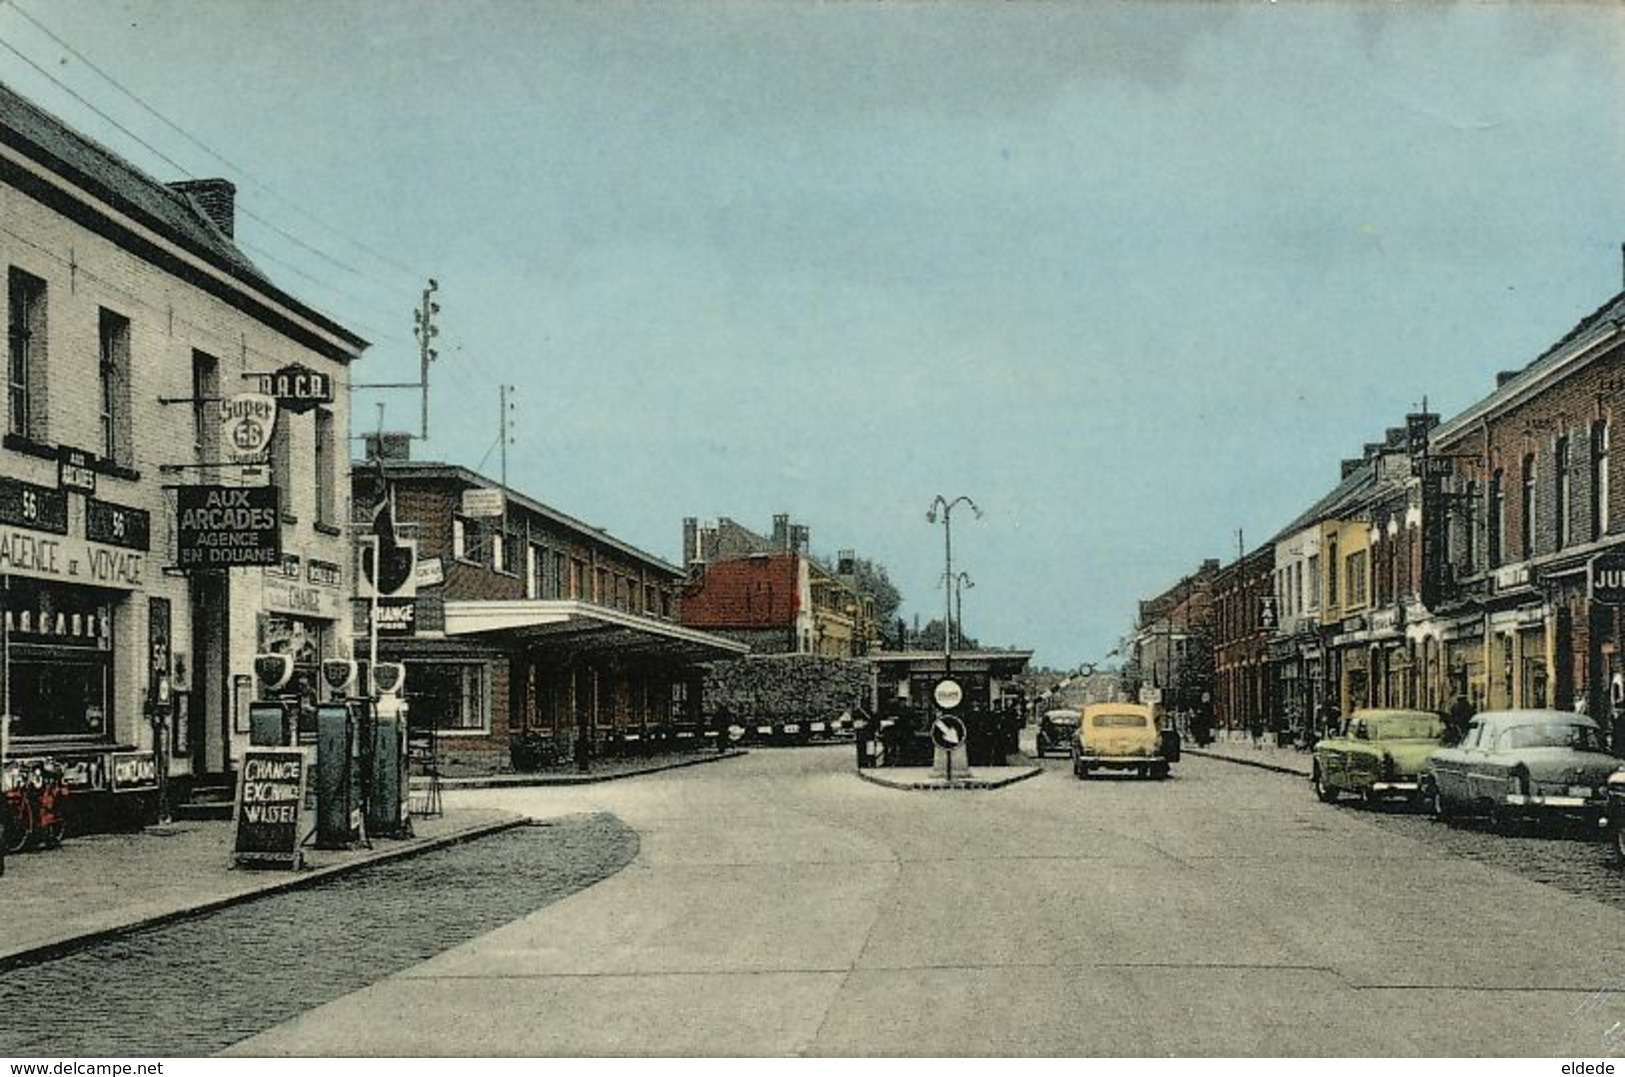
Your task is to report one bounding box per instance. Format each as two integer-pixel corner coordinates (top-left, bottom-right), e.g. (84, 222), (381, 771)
(443, 599), (750, 662)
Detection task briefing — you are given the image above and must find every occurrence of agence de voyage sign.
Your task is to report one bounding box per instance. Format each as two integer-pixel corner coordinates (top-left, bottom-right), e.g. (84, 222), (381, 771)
(177, 485), (282, 569)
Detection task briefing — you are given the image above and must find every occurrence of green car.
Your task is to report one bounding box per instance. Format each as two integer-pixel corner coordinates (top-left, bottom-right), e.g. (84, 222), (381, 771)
(1312, 708), (1446, 805)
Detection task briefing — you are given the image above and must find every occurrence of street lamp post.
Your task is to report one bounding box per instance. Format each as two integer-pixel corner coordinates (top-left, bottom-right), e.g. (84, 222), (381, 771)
(952, 572), (974, 651)
(926, 496), (981, 677)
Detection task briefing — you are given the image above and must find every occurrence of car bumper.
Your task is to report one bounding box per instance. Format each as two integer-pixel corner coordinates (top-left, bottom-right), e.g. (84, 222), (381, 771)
(1078, 755), (1165, 768)
(1503, 794), (1606, 809)
(1370, 781), (1420, 795)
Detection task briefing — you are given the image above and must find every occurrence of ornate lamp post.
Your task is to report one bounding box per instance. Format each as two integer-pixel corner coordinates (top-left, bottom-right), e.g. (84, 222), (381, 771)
(926, 495), (981, 676)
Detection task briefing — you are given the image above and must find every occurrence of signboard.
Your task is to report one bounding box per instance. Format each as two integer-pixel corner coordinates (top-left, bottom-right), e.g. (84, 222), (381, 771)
(1139, 686), (1163, 705)
(85, 499), (150, 551)
(109, 751), (158, 792)
(359, 537), (417, 599)
(253, 363), (333, 415)
(415, 556), (444, 589)
(373, 598), (417, 636)
(1590, 552), (1625, 606)
(58, 446), (96, 495)
(930, 715), (967, 752)
(0, 477), (67, 534)
(932, 678), (963, 710)
(1411, 456), (1454, 480)
(460, 487), (505, 518)
(231, 748), (308, 870)
(0, 525), (145, 589)
(176, 485), (282, 569)
(219, 393), (277, 467)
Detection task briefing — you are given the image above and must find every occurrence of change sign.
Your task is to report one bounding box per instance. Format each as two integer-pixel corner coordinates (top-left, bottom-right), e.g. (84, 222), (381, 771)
(177, 485), (282, 569)
(231, 748), (308, 869)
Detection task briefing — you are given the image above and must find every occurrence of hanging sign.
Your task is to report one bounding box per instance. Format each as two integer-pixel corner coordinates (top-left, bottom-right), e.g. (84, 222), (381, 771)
(176, 485), (282, 569)
(219, 393), (277, 467)
(1589, 552), (1625, 606)
(252, 363), (333, 415)
(58, 446), (96, 495)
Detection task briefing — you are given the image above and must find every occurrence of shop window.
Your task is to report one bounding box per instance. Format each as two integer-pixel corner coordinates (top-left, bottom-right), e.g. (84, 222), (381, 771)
(259, 613), (325, 705)
(98, 308), (131, 466)
(406, 662), (488, 733)
(0, 580), (113, 740)
(7, 268), (47, 441)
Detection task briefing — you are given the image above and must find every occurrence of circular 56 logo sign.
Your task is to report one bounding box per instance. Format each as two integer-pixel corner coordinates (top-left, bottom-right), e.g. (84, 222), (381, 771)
(219, 393), (277, 466)
(933, 678), (964, 710)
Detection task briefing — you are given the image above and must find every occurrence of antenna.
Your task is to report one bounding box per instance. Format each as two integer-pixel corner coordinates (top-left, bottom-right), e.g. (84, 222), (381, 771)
(352, 277), (439, 441)
(500, 384), (516, 489)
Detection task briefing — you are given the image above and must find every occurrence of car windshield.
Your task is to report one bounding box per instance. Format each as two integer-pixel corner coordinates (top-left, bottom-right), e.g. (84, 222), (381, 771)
(1496, 722), (1606, 752)
(1366, 715), (1444, 740)
(1092, 714), (1147, 728)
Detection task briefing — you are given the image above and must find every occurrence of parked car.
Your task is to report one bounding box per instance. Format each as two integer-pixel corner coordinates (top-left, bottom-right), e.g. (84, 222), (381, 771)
(1072, 702), (1169, 779)
(1420, 709), (1616, 829)
(1035, 709), (1079, 758)
(1311, 708), (1445, 804)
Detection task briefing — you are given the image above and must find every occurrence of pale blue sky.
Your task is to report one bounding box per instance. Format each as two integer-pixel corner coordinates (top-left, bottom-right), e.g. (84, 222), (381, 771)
(6, 1), (1625, 667)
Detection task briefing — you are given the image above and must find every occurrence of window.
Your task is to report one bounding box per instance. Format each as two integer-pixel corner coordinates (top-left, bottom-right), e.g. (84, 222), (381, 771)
(1307, 555), (1319, 611)
(192, 351), (218, 458)
(1, 579), (112, 740)
(570, 558), (586, 599)
(314, 408), (336, 526)
(1344, 549), (1368, 608)
(1555, 436), (1571, 549)
(7, 268), (47, 441)
(97, 309), (131, 465)
(1520, 453), (1536, 557)
(1325, 538), (1339, 607)
(1593, 420), (1611, 540)
(270, 415), (292, 516)
(527, 544), (542, 598)
(453, 518), (468, 561)
(1489, 470), (1505, 567)
(1462, 480), (1478, 569)
(405, 661), (489, 733)
(491, 530), (506, 573)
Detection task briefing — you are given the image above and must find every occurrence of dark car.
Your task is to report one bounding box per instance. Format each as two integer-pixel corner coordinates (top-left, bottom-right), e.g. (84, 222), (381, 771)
(1036, 709), (1079, 758)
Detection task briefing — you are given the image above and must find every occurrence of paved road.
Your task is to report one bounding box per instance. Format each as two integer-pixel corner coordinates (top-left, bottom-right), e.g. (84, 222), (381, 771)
(228, 746), (1625, 1057)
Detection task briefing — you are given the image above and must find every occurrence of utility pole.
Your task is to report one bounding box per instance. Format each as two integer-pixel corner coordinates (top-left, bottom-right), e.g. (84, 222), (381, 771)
(499, 384), (516, 490)
(414, 280), (440, 441)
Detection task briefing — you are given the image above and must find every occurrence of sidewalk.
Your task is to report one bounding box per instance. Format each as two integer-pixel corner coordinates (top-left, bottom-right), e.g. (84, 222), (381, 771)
(0, 807), (525, 971)
(1184, 731), (1314, 778)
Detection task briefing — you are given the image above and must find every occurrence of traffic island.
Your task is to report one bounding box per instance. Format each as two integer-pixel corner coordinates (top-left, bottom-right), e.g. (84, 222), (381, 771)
(856, 765), (1043, 791)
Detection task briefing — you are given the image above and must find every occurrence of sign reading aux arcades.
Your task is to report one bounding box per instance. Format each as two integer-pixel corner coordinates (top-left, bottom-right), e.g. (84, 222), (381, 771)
(176, 485), (282, 569)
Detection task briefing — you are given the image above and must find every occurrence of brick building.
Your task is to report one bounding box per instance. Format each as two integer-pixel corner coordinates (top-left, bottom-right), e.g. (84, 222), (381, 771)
(1, 80), (365, 823)
(1211, 545), (1274, 737)
(353, 456), (746, 768)
(680, 514), (877, 657)
(1131, 560), (1218, 722)
(1429, 287), (1625, 722)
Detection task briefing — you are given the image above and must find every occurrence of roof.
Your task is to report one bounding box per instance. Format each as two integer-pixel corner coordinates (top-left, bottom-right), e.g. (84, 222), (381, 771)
(443, 599), (749, 661)
(0, 80), (365, 357)
(1268, 460), (1376, 543)
(680, 553), (802, 630)
(361, 459), (684, 576)
(1469, 708), (1598, 728)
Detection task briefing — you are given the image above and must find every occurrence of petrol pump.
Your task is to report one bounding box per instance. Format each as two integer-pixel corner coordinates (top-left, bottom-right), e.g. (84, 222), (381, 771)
(312, 659), (364, 850)
(366, 662), (411, 839)
(249, 654), (302, 747)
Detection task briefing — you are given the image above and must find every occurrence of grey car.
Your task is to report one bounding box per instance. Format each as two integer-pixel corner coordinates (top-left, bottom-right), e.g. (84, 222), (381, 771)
(1420, 709), (1618, 830)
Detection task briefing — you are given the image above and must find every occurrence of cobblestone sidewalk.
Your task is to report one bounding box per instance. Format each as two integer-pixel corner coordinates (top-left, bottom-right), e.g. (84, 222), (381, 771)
(0, 807), (524, 969)
(1183, 734), (1315, 777)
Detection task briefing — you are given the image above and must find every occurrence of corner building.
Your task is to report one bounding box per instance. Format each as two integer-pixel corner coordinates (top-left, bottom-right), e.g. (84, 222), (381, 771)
(0, 82), (365, 823)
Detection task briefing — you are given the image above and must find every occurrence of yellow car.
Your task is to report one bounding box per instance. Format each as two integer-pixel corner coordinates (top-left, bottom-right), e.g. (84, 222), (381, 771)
(1072, 702), (1169, 780)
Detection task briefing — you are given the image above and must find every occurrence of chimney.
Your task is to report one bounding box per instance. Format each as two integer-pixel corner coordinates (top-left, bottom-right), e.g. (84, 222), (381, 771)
(169, 178), (237, 238)
(772, 514), (790, 549)
(790, 524), (809, 554)
(682, 517), (700, 569)
(1341, 458), (1363, 479)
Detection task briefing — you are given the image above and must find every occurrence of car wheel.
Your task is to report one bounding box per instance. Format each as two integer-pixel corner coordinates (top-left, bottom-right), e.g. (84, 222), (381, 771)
(1313, 764), (1338, 803)
(1154, 763), (1169, 781)
(1076, 762), (1089, 781)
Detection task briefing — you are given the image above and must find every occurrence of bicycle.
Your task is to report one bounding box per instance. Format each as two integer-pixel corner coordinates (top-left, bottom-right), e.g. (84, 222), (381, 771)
(3, 758), (68, 854)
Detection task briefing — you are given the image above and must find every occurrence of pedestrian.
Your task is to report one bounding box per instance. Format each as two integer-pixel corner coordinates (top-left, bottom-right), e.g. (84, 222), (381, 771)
(1444, 693), (1472, 745)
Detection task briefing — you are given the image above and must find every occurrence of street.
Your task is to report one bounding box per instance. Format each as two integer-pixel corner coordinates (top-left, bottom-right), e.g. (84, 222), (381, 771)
(8, 746), (1625, 1057)
(229, 747), (1624, 1057)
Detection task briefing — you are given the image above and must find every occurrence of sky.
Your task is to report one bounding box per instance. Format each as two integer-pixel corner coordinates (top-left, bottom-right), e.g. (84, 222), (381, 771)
(5, 1), (1625, 669)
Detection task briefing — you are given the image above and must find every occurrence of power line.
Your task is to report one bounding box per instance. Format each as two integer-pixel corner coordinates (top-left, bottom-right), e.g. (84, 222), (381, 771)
(2, 0), (422, 285)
